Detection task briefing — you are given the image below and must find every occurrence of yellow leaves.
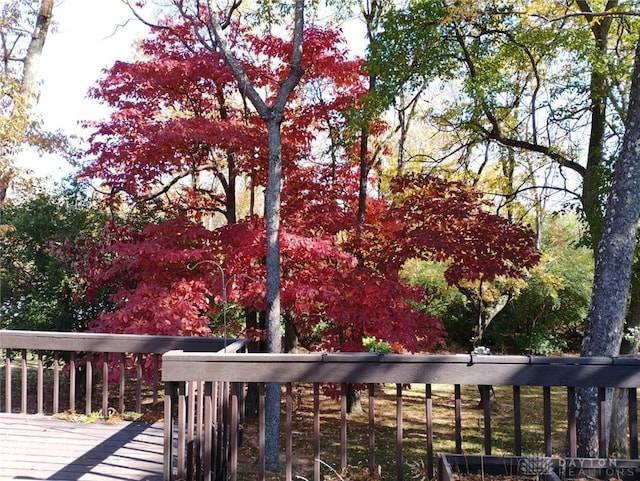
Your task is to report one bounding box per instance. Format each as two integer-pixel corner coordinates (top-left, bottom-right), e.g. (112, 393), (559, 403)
(0, 74), (31, 148)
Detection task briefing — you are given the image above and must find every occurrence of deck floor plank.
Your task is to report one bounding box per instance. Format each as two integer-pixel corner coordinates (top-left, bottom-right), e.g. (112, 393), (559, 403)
(0, 413), (164, 481)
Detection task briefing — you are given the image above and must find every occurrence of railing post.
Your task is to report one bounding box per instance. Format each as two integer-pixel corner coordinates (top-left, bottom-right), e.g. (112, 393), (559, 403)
(630, 388), (638, 458)
(230, 382), (240, 481)
(102, 352), (109, 419)
(4, 348), (11, 413)
(177, 381), (187, 480)
(164, 380), (177, 481)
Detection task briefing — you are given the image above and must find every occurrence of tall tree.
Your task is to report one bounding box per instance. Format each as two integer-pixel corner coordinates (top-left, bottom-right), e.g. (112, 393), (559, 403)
(368, 0), (636, 243)
(0, 0), (54, 203)
(115, 0), (311, 468)
(577, 35), (640, 457)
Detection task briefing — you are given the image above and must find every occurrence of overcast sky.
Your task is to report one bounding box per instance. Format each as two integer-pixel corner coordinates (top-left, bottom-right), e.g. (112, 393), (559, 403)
(17, 0), (149, 180)
(19, 1), (365, 183)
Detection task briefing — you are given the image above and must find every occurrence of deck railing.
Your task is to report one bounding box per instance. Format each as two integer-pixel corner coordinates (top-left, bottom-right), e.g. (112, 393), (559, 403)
(0, 330), (237, 416)
(162, 351), (640, 481)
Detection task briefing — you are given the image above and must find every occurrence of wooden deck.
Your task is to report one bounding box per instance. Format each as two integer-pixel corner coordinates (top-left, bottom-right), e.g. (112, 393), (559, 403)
(0, 413), (164, 481)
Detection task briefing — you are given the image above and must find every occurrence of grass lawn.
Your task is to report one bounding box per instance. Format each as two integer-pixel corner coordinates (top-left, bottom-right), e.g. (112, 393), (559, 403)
(236, 383), (570, 481)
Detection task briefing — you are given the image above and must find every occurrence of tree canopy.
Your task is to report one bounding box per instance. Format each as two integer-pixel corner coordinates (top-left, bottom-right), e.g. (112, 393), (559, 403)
(71, 6), (540, 356)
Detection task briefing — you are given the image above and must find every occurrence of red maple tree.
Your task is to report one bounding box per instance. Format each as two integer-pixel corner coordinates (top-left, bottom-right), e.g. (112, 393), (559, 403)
(72, 16), (539, 355)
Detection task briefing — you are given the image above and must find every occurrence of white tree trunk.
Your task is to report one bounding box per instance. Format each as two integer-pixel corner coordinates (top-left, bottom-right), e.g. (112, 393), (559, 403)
(206, 1), (306, 469)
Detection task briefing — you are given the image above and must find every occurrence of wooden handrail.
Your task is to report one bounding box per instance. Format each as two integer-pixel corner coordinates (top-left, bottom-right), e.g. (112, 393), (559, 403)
(161, 351), (640, 481)
(162, 351), (640, 387)
(0, 329), (231, 353)
(0, 330), (243, 417)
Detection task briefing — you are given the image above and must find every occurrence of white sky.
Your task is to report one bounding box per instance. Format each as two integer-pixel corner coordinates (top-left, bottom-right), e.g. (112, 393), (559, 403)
(17, 0), (149, 181)
(18, 1), (366, 183)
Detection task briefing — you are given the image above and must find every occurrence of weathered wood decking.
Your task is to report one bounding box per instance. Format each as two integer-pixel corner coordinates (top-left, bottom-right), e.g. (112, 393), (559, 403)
(0, 413), (164, 481)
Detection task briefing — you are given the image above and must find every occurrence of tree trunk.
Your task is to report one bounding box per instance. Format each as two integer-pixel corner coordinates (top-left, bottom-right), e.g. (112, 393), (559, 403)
(576, 0), (616, 249)
(0, 0), (54, 204)
(283, 312), (299, 353)
(19, 0), (54, 102)
(206, 2), (305, 469)
(608, 263), (640, 455)
(577, 35), (640, 457)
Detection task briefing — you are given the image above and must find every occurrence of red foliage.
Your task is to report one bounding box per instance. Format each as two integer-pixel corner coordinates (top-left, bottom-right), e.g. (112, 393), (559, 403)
(346, 174), (541, 285)
(72, 16), (540, 354)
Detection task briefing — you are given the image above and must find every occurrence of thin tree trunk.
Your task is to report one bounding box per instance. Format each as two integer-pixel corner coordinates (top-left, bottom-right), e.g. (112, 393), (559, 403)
(19, 0), (54, 102)
(207, 2), (305, 468)
(576, 0), (616, 248)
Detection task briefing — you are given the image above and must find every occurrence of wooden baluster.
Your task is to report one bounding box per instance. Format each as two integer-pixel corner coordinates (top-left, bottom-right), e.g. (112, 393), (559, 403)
(396, 384), (404, 481)
(341, 383), (348, 470)
(196, 380), (204, 475)
(482, 385), (491, 455)
(455, 384), (462, 453)
(599, 387), (608, 458)
(203, 382), (213, 481)
(212, 381), (220, 479)
(177, 381), (187, 480)
(153, 353), (160, 408)
(426, 384), (434, 479)
(118, 353), (125, 414)
(37, 351), (43, 415)
(286, 382), (293, 481)
(369, 383), (376, 473)
(629, 388), (638, 458)
(53, 351), (59, 414)
(85, 354), (93, 415)
(513, 385), (522, 456)
(543, 386), (552, 456)
(69, 352), (76, 413)
(102, 352), (109, 419)
(259, 382), (266, 481)
(567, 386), (577, 457)
(21, 349), (27, 414)
(4, 348), (11, 413)
(136, 353), (143, 414)
(230, 382), (239, 481)
(313, 383), (320, 481)
(164, 381), (177, 481)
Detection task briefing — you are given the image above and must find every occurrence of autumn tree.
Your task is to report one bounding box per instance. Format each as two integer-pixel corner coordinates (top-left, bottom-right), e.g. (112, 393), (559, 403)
(75, 1), (542, 467)
(0, 0), (55, 203)
(368, 0), (639, 247)
(84, 3), (364, 467)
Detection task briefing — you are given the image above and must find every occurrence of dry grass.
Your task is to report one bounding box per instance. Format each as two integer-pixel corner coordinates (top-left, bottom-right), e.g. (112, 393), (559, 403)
(235, 383), (569, 481)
